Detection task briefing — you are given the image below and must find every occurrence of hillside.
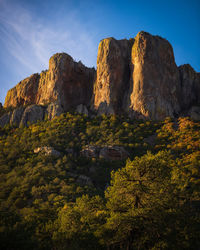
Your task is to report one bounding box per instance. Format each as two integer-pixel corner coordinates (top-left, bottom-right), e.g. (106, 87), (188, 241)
(0, 30), (200, 249)
(0, 113), (200, 249)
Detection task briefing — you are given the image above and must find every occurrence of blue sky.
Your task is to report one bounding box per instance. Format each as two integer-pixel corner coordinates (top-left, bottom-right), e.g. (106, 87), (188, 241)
(0, 0), (199, 104)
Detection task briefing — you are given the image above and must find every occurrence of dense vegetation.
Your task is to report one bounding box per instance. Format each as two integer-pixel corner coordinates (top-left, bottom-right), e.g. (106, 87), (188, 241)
(0, 113), (199, 249)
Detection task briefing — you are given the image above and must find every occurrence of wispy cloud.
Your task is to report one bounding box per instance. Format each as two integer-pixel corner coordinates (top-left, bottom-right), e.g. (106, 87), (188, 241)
(0, 0), (97, 77)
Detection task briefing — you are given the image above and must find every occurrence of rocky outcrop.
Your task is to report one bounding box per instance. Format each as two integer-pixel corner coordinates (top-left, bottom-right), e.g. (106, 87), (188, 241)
(20, 105), (44, 127)
(81, 145), (99, 158)
(128, 32), (181, 120)
(94, 38), (133, 115)
(2, 31), (200, 122)
(36, 54), (96, 111)
(4, 74), (40, 108)
(81, 145), (129, 161)
(45, 102), (64, 120)
(179, 64), (200, 109)
(4, 53), (96, 112)
(0, 112), (12, 127)
(76, 104), (88, 116)
(0, 103), (65, 127)
(34, 146), (61, 157)
(10, 106), (25, 126)
(99, 146), (129, 161)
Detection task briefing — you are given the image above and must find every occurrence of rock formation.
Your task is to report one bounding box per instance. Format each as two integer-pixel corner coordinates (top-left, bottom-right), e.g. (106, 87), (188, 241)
(178, 64), (200, 109)
(4, 53), (96, 110)
(93, 32), (188, 120)
(1, 31), (200, 127)
(80, 145), (129, 161)
(128, 32), (181, 120)
(4, 74), (40, 108)
(34, 146), (61, 157)
(93, 38), (133, 114)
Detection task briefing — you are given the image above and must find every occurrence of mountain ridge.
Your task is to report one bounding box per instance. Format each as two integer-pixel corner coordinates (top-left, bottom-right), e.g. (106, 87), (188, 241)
(1, 31), (200, 127)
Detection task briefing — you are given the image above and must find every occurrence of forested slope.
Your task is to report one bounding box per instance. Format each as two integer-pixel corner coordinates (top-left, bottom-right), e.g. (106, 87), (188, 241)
(0, 114), (199, 249)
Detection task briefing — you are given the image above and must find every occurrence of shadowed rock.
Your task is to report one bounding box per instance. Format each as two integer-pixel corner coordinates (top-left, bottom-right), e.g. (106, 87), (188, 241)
(0, 112), (12, 127)
(10, 106), (25, 126)
(179, 64), (200, 109)
(20, 105), (44, 127)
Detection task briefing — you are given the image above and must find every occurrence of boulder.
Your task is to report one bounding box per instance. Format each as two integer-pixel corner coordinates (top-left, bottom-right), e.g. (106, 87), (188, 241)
(34, 146), (61, 157)
(76, 104), (88, 116)
(99, 146), (129, 161)
(80, 145), (100, 158)
(46, 102), (64, 120)
(20, 105), (44, 127)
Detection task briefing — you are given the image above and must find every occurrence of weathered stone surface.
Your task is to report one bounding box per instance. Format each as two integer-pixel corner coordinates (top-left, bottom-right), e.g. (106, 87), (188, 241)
(80, 145), (100, 158)
(3, 31), (200, 121)
(34, 146), (61, 157)
(76, 104), (88, 116)
(4, 53), (96, 113)
(128, 31), (181, 120)
(20, 105), (44, 127)
(46, 102), (64, 120)
(36, 54), (96, 110)
(4, 74), (40, 108)
(99, 146), (129, 161)
(93, 38), (133, 115)
(0, 112), (11, 127)
(188, 106), (200, 120)
(10, 106), (25, 126)
(179, 64), (200, 109)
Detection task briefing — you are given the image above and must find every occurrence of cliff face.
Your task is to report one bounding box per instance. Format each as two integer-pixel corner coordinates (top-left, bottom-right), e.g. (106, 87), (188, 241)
(93, 38), (133, 114)
(129, 32), (181, 120)
(4, 53), (96, 111)
(4, 74), (40, 108)
(93, 32), (199, 120)
(2, 31), (200, 126)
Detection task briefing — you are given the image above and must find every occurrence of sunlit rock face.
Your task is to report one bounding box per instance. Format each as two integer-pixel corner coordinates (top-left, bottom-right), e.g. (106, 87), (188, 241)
(36, 53), (96, 111)
(2, 31), (200, 123)
(93, 37), (133, 115)
(4, 74), (40, 108)
(4, 53), (96, 112)
(128, 31), (181, 120)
